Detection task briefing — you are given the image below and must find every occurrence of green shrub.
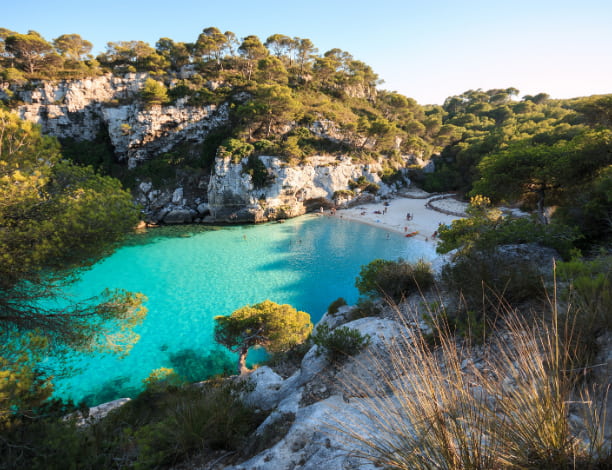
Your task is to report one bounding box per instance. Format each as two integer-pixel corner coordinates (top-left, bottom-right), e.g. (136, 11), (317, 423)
(557, 255), (612, 331)
(350, 298), (382, 319)
(557, 255), (612, 371)
(140, 78), (169, 106)
(356, 258), (434, 302)
(441, 249), (546, 328)
(218, 137), (254, 163)
(348, 175), (379, 194)
(327, 297), (347, 315)
(311, 323), (370, 362)
(0, 378), (263, 470)
(131, 381), (259, 468)
(244, 154), (274, 188)
(332, 189), (355, 200)
(363, 182), (380, 194)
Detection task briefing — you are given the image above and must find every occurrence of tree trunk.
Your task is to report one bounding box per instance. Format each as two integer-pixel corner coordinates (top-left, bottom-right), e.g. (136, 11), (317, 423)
(238, 347), (249, 375)
(536, 186), (547, 224)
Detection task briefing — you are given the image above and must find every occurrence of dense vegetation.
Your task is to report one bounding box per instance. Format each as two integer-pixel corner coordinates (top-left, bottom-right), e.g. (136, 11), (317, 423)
(0, 25), (610, 469)
(0, 27), (440, 168)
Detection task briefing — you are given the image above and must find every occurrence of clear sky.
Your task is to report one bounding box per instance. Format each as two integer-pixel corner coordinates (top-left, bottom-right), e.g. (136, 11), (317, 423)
(4, 0), (611, 104)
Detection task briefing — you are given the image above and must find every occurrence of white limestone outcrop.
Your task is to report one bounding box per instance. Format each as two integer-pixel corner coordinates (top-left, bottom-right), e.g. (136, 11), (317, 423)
(9, 74), (230, 168)
(7, 76), (410, 223)
(208, 155), (405, 223)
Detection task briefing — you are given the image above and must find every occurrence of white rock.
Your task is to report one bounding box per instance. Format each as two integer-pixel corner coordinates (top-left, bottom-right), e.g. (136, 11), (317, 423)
(245, 366), (285, 411)
(171, 187), (183, 205)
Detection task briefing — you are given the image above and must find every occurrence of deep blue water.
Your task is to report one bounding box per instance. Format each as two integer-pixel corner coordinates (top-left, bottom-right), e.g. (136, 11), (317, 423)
(47, 215), (435, 405)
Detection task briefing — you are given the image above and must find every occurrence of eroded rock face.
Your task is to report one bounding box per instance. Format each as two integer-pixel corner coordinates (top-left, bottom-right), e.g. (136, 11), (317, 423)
(10, 74), (230, 168)
(8, 76), (410, 224)
(208, 155), (403, 223)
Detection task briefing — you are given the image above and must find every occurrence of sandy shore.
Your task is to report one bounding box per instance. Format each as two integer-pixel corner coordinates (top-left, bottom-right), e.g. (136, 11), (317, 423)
(329, 191), (468, 246)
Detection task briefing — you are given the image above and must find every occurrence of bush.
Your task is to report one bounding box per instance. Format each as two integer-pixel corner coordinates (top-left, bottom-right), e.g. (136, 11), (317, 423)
(311, 324), (370, 362)
(217, 137), (254, 163)
(131, 381), (259, 468)
(557, 254), (612, 371)
(327, 297), (347, 315)
(140, 78), (169, 106)
(356, 258), (434, 302)
(0, 377), (263, 469)
(244, 154), (274, 189)
(557, 255), (612, 332)
(332, 189), (355, 200)
(348, 175), (380, 194)
(441, 249), (546, 327)
(350, 298), (382, 319)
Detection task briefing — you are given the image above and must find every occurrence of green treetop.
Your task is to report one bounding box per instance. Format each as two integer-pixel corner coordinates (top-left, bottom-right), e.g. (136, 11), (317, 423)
(214, 300), (312, 374)
(0, 109), (146, 353)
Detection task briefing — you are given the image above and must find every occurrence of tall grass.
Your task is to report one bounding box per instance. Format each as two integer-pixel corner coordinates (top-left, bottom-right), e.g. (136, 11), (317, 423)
(333, 295), (610, 469)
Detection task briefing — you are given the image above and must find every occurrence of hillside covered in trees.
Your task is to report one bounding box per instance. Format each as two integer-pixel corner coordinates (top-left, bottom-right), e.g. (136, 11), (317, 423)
(0, 26), (611, 469)
(0, 27), (610, 245)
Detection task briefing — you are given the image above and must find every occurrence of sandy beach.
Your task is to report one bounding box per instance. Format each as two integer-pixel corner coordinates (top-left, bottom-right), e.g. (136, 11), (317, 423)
(330, 190), (468, 246)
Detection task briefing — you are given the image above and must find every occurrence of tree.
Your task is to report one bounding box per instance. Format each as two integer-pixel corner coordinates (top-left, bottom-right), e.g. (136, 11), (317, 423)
(52, 33), (92, 61)
(140, 77), (169, 106)
(0, 110), (146, 355)
(214, 300), (312, 374)
(97, 40), (166, 72)
(255, 56), (288, 84)
(195, 26), (228, 67)
(294, 37), (318, 75)
(236, 84), (300, 138)
(472, 130), (612, 223)
(0, 28), (16, 61)
(238, 35), (268, 80)
(264, 33), (294, 61)
(155, 37), (191, 71)
(4, 31), (54, 74)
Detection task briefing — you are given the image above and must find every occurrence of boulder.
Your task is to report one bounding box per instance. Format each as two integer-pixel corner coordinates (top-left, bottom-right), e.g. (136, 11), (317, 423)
(163, 209), (192, 224)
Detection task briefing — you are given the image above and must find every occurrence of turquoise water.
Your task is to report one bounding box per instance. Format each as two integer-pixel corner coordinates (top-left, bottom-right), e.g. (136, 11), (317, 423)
(48, 215), (435, 405)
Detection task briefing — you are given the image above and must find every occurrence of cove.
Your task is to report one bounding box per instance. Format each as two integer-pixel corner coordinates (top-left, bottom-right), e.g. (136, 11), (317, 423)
(47, 215), (436, 405)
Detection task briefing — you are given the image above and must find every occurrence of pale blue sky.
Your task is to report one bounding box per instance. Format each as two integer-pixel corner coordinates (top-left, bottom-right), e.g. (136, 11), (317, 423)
(4, 0), (611, 104)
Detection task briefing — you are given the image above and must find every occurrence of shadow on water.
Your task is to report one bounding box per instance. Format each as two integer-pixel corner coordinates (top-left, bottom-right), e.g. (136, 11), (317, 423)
(79, 348), (236, 406)
(167, 347), (234, 382)
(123, 224), (227, 246)
(82, 376), (141, 407)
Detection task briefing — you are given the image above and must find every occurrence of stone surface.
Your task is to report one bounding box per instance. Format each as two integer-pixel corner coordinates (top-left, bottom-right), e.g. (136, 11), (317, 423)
(11, 74), (230, 168)
(207, 155), (401, 223)
(9, 76), (412, 224)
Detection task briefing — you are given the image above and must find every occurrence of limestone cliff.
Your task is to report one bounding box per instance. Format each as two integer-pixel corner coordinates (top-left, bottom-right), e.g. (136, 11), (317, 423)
(207, 155), (402, 223)
(5, 76), (410, 224)
(7, 74), (229, 168)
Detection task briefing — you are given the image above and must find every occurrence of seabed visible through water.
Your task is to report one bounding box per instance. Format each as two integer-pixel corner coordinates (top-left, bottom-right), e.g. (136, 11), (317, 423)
(47, 215), (436, 405)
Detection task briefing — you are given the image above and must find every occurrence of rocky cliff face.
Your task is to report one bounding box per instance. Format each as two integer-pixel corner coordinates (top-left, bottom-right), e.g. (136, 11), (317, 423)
(5, 76), (410, 224)
(7, 74), (229, 168)
(206, 155), (402, 223)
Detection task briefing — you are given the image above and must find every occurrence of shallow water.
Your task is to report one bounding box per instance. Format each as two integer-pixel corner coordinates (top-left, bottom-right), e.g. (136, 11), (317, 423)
(47, 215), (436, 405)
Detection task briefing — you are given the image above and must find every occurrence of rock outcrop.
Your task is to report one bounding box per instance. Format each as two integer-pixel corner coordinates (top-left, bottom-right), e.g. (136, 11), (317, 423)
(5, 76), (411, 224)
(207, 155), (405, 223)
(7, 74), (230, 168)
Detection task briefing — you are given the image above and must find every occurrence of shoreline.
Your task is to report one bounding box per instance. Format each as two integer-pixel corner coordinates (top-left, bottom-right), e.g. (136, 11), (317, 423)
(327, 191), (467, 247)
